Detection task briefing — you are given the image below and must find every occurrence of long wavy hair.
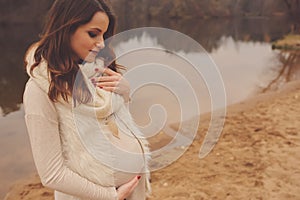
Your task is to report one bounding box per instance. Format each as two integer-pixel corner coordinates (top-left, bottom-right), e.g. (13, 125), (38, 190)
(28, 0), (117, 104)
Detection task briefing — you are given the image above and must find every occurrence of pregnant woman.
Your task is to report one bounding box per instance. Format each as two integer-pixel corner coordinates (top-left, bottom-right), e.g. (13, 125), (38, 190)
(23, 0), (151, 199)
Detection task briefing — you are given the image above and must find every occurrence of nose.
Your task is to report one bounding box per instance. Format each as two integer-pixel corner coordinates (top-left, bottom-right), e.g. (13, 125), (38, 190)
(96, 41), (105, 50)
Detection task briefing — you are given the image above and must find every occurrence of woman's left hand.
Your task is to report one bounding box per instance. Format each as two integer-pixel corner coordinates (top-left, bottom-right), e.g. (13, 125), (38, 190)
(92, 68), (130, 102)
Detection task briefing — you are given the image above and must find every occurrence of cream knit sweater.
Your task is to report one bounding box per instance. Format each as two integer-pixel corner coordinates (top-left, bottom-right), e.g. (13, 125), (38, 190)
(24, 47), (151, 200)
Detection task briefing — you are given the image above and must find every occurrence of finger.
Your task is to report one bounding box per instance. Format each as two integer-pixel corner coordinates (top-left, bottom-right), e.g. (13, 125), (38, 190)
(103, 68), (119, 76)
(97, 81), (119, 87)
(97, 75), (121, 82)
(130, 176), (141, 185)
(92, 75), (120, 83)
(129, 176), (141, 190)
(129, 180), (139, 192)
(127, 176), (140, 189)
(116, 176), (141, 198)
(100, 86), (117, 92)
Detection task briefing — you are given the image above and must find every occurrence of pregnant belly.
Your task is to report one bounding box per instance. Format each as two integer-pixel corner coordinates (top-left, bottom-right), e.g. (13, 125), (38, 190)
(109, 134), (146, 186)
(108, 128), (146, 179)
(70, 112), (147, 186)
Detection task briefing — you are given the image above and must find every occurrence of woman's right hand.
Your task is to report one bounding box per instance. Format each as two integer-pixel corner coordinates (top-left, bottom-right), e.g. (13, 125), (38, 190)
(92, 68), (131, 103)
(116, 175), (141, 200)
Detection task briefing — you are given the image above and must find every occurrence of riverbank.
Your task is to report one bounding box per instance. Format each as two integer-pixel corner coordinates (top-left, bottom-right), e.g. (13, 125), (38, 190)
(272, 34), (300, 50)
(149, 80), (300, 200)
(5, 80), (300, 199)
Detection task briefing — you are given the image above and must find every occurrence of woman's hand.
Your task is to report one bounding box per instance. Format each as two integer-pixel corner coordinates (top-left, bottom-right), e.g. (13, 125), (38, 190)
(92, 68), (130, 102)
(116, 176), (141, 200)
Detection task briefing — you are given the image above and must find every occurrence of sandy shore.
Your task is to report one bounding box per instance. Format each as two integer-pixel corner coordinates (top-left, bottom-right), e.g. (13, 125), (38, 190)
(4, 81), (300, 200)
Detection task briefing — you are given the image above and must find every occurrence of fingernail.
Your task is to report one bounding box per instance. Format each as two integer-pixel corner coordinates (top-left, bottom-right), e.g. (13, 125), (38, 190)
(137, 176), (141, 180)
(95, 68), (99, 71)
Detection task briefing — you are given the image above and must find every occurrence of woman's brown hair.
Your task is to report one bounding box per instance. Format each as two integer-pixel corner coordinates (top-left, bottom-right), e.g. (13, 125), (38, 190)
(29, 0), (117, 104)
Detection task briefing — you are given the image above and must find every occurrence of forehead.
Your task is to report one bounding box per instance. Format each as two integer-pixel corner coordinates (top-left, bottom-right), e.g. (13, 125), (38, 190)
(83, 11), (109, 31)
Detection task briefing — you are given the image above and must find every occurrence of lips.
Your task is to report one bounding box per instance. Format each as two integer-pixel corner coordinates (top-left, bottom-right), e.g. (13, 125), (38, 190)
(90, 50), (99, 54)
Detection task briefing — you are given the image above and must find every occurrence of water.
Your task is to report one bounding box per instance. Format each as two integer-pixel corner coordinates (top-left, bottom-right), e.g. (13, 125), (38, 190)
(1, 16), (300, 198)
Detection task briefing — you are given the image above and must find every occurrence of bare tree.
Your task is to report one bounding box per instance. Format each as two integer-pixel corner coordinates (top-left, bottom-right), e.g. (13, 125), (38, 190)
(283, 0), (300, 18)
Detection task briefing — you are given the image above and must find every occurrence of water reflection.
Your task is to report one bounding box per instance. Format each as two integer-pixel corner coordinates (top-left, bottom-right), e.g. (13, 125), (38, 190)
(0, 17), (297, 116)
(260, 50), (300, 92)
(0, 22), (42, 116)
(117, 17), (295, 53)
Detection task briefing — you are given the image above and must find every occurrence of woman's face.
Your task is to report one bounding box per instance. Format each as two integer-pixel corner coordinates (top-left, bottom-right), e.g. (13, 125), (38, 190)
(70, 11), (109, 63)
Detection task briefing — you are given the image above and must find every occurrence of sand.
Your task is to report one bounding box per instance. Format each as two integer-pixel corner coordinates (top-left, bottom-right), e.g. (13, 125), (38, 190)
(4, 80), (300, 200)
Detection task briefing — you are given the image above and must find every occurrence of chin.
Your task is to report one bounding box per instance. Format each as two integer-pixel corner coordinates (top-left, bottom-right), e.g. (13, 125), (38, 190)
(84, 55), (97, 63)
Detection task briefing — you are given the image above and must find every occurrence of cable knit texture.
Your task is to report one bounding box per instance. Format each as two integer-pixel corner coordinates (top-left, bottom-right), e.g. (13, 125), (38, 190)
(25, 46), (151, 200)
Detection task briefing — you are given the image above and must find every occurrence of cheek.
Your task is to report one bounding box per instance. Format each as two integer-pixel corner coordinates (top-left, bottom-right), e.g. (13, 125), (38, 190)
(71, 36), (93, 58)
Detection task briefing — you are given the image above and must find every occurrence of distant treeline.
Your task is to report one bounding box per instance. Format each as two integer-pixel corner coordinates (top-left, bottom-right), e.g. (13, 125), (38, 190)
(1, 0), (299, 23)
(112, 0), (289, 18)
(112, 0), (299, 19)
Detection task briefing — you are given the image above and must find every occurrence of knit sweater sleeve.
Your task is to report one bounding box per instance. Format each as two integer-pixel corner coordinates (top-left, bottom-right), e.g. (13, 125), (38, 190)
(23, 79), (118, 200)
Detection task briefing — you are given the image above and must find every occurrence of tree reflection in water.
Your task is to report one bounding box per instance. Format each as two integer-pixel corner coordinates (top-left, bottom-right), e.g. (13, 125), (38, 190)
(0, 0), (298, 116)
(261, 50), (300, 93)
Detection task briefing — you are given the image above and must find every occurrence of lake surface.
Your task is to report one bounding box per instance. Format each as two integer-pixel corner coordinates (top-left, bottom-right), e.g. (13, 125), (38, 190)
(1, 16), (299, 198)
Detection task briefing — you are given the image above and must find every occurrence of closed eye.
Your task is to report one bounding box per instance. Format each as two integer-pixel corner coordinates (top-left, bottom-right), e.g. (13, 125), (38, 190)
(88, 31), (98, 38)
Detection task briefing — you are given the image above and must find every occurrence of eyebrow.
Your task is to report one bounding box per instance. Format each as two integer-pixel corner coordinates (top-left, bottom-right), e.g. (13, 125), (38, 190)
(90, 28), (102, 32)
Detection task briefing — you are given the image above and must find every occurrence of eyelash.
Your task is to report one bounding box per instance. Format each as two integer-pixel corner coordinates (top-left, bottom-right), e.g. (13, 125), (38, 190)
(88, 31), (98, 38)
